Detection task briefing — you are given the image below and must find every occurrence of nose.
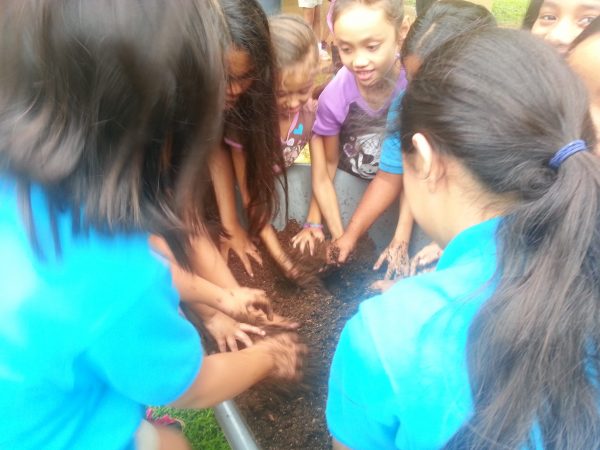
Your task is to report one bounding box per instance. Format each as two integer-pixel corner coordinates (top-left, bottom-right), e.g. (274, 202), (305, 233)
(227, 81), (244, 98)
(546, 18), (580, 53)
(352, 50), (370, 69)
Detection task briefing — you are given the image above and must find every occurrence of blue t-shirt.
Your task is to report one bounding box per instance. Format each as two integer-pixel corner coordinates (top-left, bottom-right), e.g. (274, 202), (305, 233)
(326, 218), (500, 449)
(379, 94), (404, 175)
(0, 178), (202, 450)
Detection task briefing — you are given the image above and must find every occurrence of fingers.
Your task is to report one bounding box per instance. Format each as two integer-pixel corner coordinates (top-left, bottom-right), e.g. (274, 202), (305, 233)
(239, 322), (266, 336)
(226, 335), (239, 352)
(237, 251), (254, 278)
(234, 330), (254, 349)
(308, 238), (315, 256)
(216, 337), (227, 354)
(369, 279), (395, 292)
(372, 249), (387, 271)
(248, 247), (263, 267)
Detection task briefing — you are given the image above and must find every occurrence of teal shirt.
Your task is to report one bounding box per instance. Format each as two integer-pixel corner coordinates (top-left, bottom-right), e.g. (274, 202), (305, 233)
(327, 218), (500, 449)
(0, 178), (202, 450)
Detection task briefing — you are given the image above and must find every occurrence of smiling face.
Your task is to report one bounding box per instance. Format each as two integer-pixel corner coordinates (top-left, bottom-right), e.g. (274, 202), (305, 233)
(333, 3), (399, 90)
(569, 34), (600, 144)
(276, 51), (317, 117)
(531, 0), (600, 55)
(225, 48), (254, 109)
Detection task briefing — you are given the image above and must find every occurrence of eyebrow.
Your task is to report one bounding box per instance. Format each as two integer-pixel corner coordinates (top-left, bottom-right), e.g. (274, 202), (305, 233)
(542, 1), (600, 8)
(336, 36), (386, 46)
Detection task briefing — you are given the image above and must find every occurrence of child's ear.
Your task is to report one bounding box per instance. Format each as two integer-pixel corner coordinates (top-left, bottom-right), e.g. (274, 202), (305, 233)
(411, 133), (446, 190)
(399, 16), (412, 42)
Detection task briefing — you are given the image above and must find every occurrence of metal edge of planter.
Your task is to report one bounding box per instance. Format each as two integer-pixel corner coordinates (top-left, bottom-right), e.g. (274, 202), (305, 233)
(214, 400), (261, 450)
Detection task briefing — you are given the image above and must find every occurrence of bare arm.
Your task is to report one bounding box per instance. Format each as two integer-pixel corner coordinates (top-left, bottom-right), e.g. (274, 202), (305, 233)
(310, 134), (344, 239)
(170, 333), (306, 409)
(336, 171), (403, 262)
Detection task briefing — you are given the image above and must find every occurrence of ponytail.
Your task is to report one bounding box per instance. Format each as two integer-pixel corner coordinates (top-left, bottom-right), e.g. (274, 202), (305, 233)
(401, 28), (600, 448)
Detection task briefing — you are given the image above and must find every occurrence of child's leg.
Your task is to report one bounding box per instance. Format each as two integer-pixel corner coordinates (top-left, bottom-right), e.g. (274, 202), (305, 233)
(135, 420), (190, 450)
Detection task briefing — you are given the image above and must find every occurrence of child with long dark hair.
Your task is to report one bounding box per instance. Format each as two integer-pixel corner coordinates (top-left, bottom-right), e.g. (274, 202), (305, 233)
(327, 27), (599, 449)
(0, 1), (306, 449)
(210, 0), (298, 279)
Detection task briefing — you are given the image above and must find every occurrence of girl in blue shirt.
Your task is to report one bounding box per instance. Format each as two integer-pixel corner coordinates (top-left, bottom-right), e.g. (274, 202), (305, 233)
(327, 27), (599, 449)
(0, 2), (306, 450)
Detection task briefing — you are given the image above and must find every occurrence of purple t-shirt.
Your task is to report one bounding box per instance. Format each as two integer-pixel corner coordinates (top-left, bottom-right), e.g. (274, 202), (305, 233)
(313, 66), (407, 180)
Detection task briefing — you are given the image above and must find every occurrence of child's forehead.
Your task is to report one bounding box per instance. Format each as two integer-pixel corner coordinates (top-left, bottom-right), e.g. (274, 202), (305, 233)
(540, 0), (600, 10)
(334, 3), (396, 37)
(279, 64), (316, 88)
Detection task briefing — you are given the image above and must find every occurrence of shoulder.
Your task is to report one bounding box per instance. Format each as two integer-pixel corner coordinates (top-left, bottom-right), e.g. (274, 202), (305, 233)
(318, 67), (358, 105)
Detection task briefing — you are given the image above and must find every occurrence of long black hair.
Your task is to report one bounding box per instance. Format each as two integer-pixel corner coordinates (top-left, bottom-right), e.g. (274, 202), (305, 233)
(221, 0), (284, 237)
(570, 15), (600, 49)
(0, 0), (227, 267)
(401, 28), (600, 448)
(522, 0), (543, 29)
(402, 0), (496, 61)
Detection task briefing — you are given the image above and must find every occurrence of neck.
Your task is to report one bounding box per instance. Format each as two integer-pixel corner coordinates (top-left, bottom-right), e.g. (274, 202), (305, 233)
(357, 60), (401, 107)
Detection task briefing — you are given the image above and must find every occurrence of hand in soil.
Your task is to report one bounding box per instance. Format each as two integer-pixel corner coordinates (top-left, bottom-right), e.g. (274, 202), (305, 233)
(220, 226), (263, 277)
(373, 240), (409, 280)
(257, 332), (308, 382)
(290, 227), (325, 256)
(202, 310), (266, 352)
(332, 234), (355, 264)
(218, 287), (273, 322)
(410, 242), (442, 276)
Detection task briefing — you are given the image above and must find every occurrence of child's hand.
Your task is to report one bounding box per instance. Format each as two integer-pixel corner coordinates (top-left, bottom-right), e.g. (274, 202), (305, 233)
(409, 242), (442, 275)
(202, 310), (266, 353)
(256, 332), (308, 381)
(291, 227), (325, 256)
(332, 233), (356, 264)
(219, 287), (273, 322)
(220, 226), (263, 277)
(373, 239), (409, 280)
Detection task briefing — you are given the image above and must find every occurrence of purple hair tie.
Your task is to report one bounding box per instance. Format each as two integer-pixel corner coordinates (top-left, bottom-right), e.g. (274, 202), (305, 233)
(549, 140), (587, 170)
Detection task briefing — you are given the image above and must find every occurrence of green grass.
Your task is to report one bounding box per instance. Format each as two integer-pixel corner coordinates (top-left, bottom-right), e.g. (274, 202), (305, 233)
(404, 0), (529, 28)
(151, 407), (230, 450)
(492, 0), (529, 27)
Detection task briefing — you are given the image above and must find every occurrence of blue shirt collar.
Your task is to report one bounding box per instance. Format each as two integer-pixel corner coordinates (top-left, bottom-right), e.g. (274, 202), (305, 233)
(436, 217), (501, 271)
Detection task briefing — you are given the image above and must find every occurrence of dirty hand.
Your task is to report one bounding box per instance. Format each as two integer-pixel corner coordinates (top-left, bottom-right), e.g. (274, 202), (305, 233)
(220, 226), (263, 277)
(368, 279), (397, 293)
(218, 287), (273, 322)
(409, 242), (442, 276)
(332, 234), (356, 264)
(373, 239), (410, 280)
(202, 310), (266, 353)
(291, 226), (324, 256)
(257, 332), (308, 381)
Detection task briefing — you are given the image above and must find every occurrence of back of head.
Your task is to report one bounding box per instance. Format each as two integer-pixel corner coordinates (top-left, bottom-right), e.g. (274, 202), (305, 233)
(332, 0), (405, 31)
(269, 14), (318, 70)
(0, 0), (227, 255)
(401, 27), (600, 449)
(402, 0), (496, 61)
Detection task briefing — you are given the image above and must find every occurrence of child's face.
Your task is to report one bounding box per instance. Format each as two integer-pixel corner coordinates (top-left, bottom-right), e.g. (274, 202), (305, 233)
(276, 53), (317, 117)
(225, 48), (254, 109)
(334, 4), (399, 89)
(569, 35), (600, 144)
(531, 0), (600, 55)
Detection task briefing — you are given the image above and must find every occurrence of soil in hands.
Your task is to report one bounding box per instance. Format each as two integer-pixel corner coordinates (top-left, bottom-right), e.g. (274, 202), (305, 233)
(218, 220), (381, 450)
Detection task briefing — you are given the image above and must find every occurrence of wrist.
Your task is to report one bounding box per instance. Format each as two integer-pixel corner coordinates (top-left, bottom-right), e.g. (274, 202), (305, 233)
(303, 222), (323, 230)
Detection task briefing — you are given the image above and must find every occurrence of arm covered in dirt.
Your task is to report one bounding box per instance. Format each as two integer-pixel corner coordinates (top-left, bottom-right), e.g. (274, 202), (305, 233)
(335, 171), (404, 264)
(170, 332), (307, 409)
(210, 143), (262, 276)
(309, 134), (344, 239)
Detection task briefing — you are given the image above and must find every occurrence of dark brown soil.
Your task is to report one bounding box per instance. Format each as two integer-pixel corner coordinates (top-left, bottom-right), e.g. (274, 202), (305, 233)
(224, 220), (381, 450)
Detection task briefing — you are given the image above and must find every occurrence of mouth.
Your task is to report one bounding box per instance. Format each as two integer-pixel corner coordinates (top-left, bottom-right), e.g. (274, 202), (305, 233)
(284, 106), (301, 115)
(355, 70), (375, 82)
